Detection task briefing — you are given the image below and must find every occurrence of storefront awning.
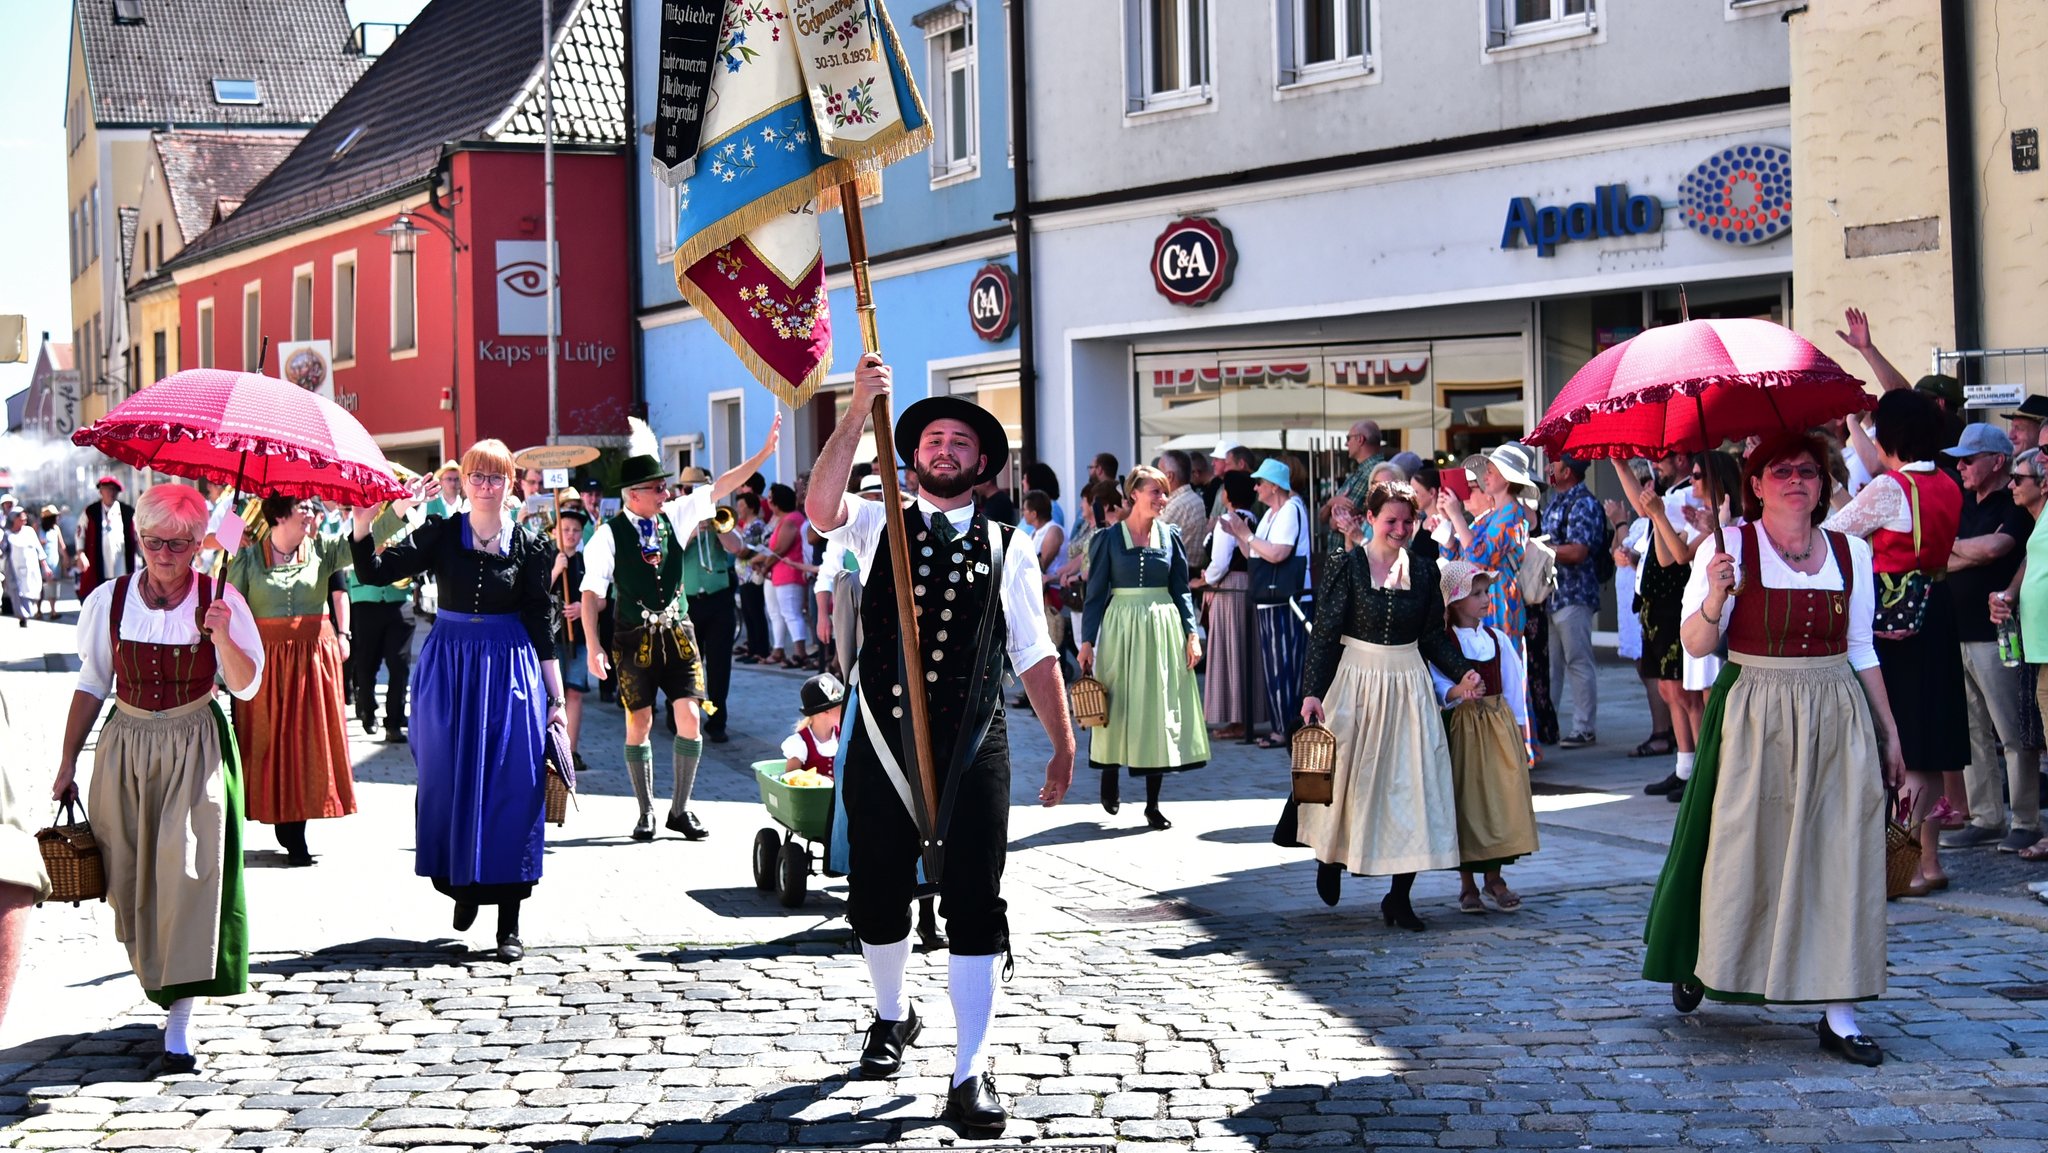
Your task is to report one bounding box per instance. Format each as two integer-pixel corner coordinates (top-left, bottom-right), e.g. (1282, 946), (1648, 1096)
(1146, 389), (1451, 439)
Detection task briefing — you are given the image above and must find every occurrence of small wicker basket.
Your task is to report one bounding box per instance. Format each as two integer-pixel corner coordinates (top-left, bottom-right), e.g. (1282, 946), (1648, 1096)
(1070, 675), (1109, 729)
(1290, 722), (1337, 805)
(545, 769), (570, 826)
(1885, 817), (1923, 900)
(37, 799), (106, 906)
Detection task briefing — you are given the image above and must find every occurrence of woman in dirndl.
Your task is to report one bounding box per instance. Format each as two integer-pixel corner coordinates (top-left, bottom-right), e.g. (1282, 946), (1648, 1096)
(1078, 465), (1208, 830)
(1191, 471), (1262, 740)
(1823, 389), (1967, 894)
(54, 483), (264, 1073)
(351, 439), (562, 961)
(1642, 432), (1906, 1067)
(1280, 482), (1480, 930)
(224, 494), (359, 866)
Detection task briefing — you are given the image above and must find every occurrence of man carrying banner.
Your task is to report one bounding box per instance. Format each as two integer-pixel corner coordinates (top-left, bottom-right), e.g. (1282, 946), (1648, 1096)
(583, 419), (779, 841)
(807, 355), (1075, 1137)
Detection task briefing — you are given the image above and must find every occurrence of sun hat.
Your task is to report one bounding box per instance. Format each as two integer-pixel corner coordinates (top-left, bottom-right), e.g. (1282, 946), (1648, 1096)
(1483, 443), (1540, 490)
(1249, 458), (1293, 491)
(1439, 561), (1497, 605)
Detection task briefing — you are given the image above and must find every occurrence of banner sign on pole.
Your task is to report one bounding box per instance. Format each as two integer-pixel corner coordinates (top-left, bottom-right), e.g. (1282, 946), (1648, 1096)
(649, 0), (728, 186)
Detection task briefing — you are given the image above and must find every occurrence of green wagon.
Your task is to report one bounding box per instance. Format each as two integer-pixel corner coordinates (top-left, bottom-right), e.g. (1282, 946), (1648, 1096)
(752, 759), (834, 907)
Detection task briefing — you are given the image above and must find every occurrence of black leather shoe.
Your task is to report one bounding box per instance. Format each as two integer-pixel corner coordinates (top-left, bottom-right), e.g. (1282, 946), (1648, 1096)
(159, 1051), (198, 1076)
(677, 811), (708, 840)
(1144, 806), (1171, 831)
(858, 1005), (921, 1079)
(1381, 892), (1426, 932)
(1818, 1015), (1883, 1067)
(497, 934), (525, 962)
(452, 901), (479, 932)
(384, 724), (407, 744)
(1672, 981), (1704, 1013)
(357, 715), (377, 736)
(1100, 769), (1120, 816)
(1644, 772), (1683, 796)
(631, 813), (656, 842)
(705, 728), (729, 744)
(1666, 779), (1687, 803)
(285, 849), (315, 868)
(942, 1072), (1006, 1137)
(1316, 861), (1342, 907)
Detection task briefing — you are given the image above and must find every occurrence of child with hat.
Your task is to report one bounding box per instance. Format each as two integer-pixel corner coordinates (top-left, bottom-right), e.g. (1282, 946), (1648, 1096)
(1436, 560), (1540, 914)
(783, 673), (846, 780)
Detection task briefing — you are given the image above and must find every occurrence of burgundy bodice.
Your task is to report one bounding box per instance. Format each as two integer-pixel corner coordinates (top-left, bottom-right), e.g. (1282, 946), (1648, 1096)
(1724, 524), (1854, 659)
(109, 574), (219, 710)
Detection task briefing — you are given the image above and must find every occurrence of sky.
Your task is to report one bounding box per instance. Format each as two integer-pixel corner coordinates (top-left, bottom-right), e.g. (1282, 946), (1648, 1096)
(0, 0), (432, 410)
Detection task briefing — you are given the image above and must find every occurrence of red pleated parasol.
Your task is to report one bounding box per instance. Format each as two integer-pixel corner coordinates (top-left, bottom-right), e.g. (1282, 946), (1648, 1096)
(72, 368), (409, 505)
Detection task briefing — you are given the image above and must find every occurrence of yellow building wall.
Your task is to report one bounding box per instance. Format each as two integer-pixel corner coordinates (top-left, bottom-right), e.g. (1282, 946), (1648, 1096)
(135, 290), (180, 386)
(1789, 0), (1955, 378)
(1971, 0), (2048, 352)
(65, 15), (100, 421)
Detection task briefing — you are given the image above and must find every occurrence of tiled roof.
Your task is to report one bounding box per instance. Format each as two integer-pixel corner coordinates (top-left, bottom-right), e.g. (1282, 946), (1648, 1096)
(166, 0), (625, 270)
(79, 0), (369, 127)
(154, 131), (304, 244)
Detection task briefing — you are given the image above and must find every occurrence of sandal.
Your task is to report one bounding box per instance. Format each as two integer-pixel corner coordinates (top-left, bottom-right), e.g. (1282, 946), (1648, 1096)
(2018, 839), (2048, 862)
(1257, 733), (1287, 750)
(1484, 884), (1522, 912)
(1628, 731), (1676, 758)
(1459, 892), (1486, 915)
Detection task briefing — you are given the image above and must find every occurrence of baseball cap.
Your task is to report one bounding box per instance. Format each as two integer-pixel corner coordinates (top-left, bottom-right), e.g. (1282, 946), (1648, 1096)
(1943, 423), (2015, 458)
(1211, 436), (1241, 460)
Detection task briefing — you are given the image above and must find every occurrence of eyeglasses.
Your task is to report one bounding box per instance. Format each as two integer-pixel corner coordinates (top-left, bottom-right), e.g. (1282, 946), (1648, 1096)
(1765, 464), (1822, 482)
(140, 536), (197, 554)
(626, 482), (666, 495)
(467, 474), (508, 489)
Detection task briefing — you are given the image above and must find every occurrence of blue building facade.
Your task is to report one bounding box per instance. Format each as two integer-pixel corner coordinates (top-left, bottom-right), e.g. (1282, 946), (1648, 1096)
(631, 0), (1020, 485)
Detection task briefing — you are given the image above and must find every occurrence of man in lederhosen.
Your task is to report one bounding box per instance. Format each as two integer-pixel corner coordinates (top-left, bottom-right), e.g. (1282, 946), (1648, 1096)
(582, 421), (780, 841)
(806, 356), (1076, 1138)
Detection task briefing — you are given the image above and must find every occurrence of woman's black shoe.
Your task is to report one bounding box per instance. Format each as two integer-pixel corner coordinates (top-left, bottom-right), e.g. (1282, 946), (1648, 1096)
(158, 1051), (198, 1076)
(1100, 769), (1120, 816)
(1672, 981), (1704, 1013)
(1381, 893), (1426, 932)
(284, 849), (315, 868)
(452, 901), (479, 932)
(1316, 862), (1342, 907)
(1818, 1015), (1883, 1067)
(497, 934), (524, 961)
(1144, 806), (1171, 831)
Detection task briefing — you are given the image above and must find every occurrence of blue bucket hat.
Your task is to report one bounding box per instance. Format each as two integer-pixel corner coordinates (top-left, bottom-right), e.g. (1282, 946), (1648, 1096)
(1249, 458), (1293, 492)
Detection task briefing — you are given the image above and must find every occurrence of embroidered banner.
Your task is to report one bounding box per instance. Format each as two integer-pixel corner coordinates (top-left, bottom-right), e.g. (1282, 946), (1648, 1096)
(649, 0), (729, 186)
(668, 0), (928, 407)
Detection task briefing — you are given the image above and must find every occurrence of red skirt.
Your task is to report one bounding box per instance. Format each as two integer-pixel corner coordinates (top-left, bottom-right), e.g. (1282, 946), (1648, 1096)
(234, 615), (356, 823)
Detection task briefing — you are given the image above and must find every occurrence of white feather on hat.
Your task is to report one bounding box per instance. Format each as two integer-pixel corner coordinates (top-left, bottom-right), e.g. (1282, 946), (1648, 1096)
(627, 417), (660, 461)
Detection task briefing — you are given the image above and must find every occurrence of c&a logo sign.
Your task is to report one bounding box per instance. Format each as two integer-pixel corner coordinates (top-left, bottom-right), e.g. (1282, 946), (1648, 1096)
(1152, 216), (1236, 307)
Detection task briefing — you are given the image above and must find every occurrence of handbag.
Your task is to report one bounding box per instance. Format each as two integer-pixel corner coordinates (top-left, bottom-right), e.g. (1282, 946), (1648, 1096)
(1289, 722), (1337, 805)
(37, 796), (106, 906)
(1519, 531), (1556, 607)
(1069, 674), (1109, 729)
(543, 720), (576, 826)
(1873, 475), (1932, 640)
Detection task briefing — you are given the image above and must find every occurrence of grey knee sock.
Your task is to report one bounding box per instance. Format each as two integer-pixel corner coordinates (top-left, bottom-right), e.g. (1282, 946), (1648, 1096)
(625, 742), (654, 818)
(670, 736), (703, 816)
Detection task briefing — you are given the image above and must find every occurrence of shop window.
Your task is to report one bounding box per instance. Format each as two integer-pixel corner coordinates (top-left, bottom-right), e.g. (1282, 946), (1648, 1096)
(391, 249), (417, 354)
(242, 282), (262, 371)
(1277, 0), (1373, 88)
(1125, 0), (1211, 115)
(333, 255), (357, 364)
(292, 265), (315, 341)
(197, 299), (214, 369)
(1485, 0), (1596, 54)
(916, 3), (978, 183)
(942, 364), (1023, 493)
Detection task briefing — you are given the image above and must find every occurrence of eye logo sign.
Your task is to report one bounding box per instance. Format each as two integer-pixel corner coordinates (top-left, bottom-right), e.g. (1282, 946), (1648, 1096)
(494, 241), (558, 336)
(1677, 144), (1792, 246)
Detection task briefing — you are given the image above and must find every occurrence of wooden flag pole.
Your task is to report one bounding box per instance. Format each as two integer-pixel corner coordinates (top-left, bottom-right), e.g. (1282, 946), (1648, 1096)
(838, 180), (946, 892)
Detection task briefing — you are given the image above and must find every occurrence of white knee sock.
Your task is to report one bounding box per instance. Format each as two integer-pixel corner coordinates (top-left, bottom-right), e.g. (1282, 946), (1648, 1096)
(949, 952), (1004, 1087)
(862, 936), (912, 1021)
(1825, 1002), (1861, 1038)
(164, 997), (196, 1054)
(1675, 751), (1695, 781)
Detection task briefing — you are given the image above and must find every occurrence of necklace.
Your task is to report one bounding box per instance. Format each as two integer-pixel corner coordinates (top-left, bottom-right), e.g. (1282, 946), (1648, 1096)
(1767, 525), (1817, 564)
(141, 570), (191, 609)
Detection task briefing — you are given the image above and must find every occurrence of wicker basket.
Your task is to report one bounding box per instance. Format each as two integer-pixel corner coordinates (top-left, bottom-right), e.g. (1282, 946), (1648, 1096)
(1290, 722), (1338, 805)
(545, 769), (571, 826)
(1885, 818), (1923, 900)
(1070, 675), (1109, 729)
(37, 799), (106, 906)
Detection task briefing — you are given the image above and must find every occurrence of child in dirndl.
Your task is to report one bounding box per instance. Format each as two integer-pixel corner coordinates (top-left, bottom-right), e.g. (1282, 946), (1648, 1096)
(1435, 561), (1540, 915)
(783, 673), (845, 779)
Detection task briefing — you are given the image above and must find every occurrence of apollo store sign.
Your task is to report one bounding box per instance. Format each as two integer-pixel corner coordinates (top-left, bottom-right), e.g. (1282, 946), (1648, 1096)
(1500, 144), (1793, 258)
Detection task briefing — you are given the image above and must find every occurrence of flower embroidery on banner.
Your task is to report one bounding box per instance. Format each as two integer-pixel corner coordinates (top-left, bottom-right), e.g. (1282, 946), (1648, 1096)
(717, 2), (785, 72)
(740, 284), (827, 342)
(819, 79), (877, 127)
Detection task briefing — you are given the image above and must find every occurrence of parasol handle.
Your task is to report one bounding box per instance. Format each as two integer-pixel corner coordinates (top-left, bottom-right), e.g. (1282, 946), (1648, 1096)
(1692, 391), (1740, 594)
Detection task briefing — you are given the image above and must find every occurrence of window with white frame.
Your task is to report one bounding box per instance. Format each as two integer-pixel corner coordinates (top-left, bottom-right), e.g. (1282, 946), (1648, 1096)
(391, 249), (417, 353)
(709, 394), (744, 476)
(333, 255), (357, 362)
(1278, 0), (1372, 86)
(242, 282), (262, 371)
(917, 3), (977, 181)
(197, 299), (215, 368)
(1487, 0), (1595, 51)
(1125, 0), (1211, 113)
(655, 183), (679, 261)
(291, 265), (314, 341)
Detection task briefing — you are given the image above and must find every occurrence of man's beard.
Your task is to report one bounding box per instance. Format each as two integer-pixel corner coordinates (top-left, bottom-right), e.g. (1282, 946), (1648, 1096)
(916, 463), (975, 499)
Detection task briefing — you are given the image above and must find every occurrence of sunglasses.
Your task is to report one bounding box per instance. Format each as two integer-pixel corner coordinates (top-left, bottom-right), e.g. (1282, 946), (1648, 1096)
(1765, 464), (1822, 482)
(2011, 473), (2042, 486)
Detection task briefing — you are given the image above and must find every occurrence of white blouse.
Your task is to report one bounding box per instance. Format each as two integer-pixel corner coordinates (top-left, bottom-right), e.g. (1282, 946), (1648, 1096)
(1681, 526), (1878, 672)
(1431, 625), (1528, 725)
(1821, 461), (1935, 539)
(76, 576), (266, 701)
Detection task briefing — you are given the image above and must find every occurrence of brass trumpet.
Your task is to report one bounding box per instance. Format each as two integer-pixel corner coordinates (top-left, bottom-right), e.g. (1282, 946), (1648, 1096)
(707, 505), (736, 534)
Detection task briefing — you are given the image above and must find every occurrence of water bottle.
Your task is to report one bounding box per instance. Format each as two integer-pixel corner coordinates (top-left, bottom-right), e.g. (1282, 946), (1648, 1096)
(1998, 597), (2023, 667)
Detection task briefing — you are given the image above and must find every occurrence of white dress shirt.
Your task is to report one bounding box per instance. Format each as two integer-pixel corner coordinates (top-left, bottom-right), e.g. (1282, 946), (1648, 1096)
(579, 488), (715, 595)
(76, 576), (265, 701)
(824, 492), (1058, 674)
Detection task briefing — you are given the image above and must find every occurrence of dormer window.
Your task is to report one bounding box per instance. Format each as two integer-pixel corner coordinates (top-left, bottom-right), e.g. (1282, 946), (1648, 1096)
(112, 0), (144, 25)
(212, 78), (261, 105)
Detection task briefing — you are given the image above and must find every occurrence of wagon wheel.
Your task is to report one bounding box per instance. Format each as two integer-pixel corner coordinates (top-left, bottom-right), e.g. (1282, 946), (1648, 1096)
(776, 841), (808, 908)
(752, 829), (779, 892)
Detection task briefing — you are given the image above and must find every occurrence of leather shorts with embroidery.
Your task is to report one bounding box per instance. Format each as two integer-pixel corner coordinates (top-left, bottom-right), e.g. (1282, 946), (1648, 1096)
(612, 621), (705, 712)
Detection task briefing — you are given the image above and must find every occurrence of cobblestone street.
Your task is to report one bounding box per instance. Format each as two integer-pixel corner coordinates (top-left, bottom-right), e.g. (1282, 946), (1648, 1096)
(7, 613), (2048, 1150)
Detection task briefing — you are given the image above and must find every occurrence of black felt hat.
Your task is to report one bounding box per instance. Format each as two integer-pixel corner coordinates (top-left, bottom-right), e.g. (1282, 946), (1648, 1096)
(2007, 395), (2048, 423)
(894, 396), (1008, 485)
(800, 673), (846, 717)
(612, 455), (671, 493)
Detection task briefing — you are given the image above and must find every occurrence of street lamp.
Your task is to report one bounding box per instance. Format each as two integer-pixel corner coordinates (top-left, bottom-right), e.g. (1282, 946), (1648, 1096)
(377, 210), (466, 450)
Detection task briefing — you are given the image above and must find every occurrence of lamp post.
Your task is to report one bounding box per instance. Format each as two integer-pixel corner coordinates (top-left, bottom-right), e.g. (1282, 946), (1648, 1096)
(378, 210), (467, 453)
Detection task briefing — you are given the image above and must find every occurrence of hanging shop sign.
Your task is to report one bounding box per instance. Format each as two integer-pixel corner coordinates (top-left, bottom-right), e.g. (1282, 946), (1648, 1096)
(967, 263), (1017, 342)
(1501, 184), (1663, 258)
(1152, 216), (1236, 306)
(1676, 144), (1793, 247)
